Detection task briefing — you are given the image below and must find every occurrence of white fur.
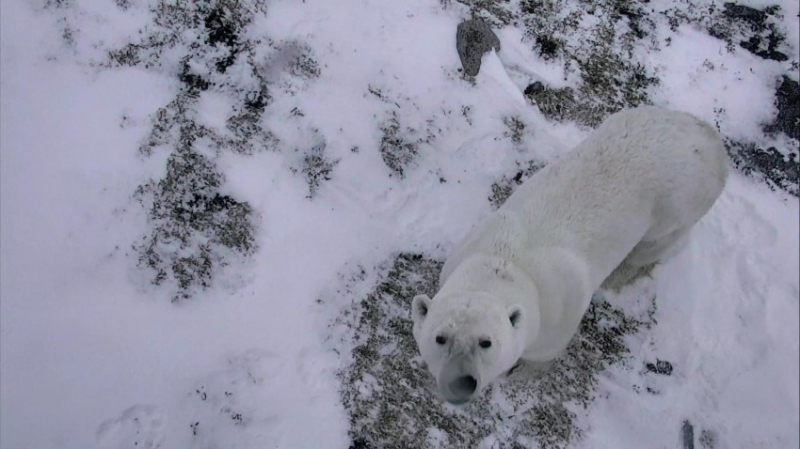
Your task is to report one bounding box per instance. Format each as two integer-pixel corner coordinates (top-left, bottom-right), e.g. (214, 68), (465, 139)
(412, 106), (728, 404)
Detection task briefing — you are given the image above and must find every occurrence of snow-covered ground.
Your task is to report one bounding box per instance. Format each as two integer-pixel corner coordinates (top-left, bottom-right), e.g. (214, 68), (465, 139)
(1, 0), (797, 448)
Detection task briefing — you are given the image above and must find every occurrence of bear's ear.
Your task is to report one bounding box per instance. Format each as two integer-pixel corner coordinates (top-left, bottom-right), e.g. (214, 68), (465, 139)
(412, 295), (431, 324)
(508, 305), (525, 329)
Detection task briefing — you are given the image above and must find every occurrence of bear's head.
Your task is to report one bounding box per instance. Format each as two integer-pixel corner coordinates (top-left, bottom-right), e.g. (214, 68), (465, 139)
(411, 292), (527, 404)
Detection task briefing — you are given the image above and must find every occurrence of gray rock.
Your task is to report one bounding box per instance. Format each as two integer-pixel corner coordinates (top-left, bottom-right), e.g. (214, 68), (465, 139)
(645, 359), (674, 376)
(456, 19), (500, 76)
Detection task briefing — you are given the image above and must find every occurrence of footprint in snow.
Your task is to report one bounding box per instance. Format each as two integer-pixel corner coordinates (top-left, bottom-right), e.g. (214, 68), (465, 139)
(96, 404), (166, 449)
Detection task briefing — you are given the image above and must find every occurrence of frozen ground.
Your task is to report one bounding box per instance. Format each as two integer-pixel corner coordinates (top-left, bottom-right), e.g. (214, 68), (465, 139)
(0, 0), (797, 448)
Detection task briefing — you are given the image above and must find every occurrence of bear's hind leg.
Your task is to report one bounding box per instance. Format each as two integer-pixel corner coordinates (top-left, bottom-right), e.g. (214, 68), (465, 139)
(601, 227), (690, 291)
(627, 227), (691, 267)
(600, 259), (656, 292)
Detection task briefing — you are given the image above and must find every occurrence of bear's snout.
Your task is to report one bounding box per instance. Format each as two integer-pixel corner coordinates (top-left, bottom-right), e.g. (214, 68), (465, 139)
(440, 355), (480, 404)
(449, 375), (477, 397)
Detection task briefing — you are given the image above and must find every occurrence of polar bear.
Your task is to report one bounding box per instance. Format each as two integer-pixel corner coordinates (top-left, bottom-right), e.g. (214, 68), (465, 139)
(412, 106), (728, 405)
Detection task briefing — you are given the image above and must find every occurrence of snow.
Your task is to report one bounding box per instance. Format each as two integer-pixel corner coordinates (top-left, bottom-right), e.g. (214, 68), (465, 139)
(649, 25), (783, 143)
(583, 175), (800, 448)
(1, 0), (797, 448)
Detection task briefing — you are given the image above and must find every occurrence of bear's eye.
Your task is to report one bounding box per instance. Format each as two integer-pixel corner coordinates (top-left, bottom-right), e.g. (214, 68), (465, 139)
(435, 335), (447, 345)
(479, 339), (492, 349)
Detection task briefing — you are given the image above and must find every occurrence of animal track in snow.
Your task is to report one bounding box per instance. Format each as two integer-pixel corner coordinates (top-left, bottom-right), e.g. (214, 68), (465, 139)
(96, 404), (166, 449)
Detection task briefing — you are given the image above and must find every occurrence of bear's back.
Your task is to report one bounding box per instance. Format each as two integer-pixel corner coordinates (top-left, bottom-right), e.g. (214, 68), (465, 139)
(498, 106), (727, 277)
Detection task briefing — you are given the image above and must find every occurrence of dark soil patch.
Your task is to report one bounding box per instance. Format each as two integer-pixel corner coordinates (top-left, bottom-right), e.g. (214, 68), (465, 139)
(134, 137), (257, 300)
(664, 2), (789, 62)
(765, 76), (800, 140)
(720, 3), (787, 61)
(106, 0), (314, 299)
(489, 159), (545, 209)
(378, 111), (437, 179)
(292, 141), (340, 199)
(380, 115), (420, 179)
(535, 35), (561, 60)
(726, 140), (798, 197)
(518, 0), (659, 128)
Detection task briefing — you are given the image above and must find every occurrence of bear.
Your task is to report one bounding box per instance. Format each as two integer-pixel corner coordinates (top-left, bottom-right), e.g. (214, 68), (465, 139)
(411, 106), (728, 405)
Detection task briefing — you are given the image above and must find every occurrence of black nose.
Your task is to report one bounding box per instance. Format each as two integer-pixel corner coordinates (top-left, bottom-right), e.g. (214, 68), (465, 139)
(449, 375), (477, 397)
